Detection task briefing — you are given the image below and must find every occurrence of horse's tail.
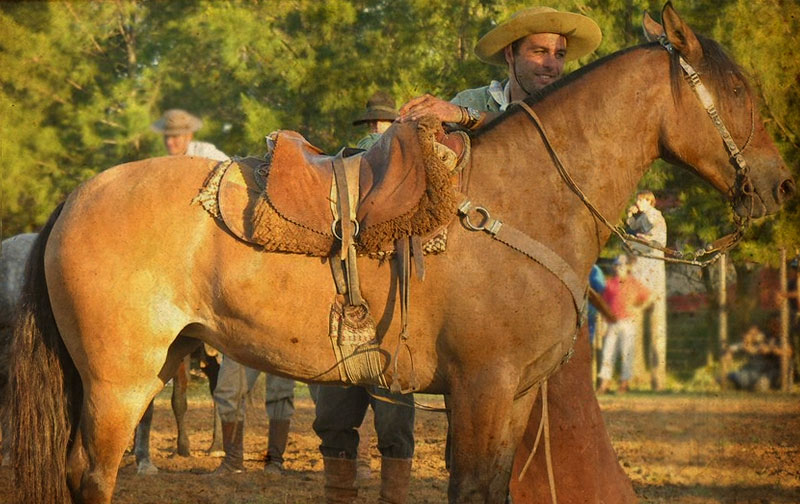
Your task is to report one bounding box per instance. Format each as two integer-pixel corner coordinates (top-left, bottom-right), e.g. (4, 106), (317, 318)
(10, 202), (80, 504)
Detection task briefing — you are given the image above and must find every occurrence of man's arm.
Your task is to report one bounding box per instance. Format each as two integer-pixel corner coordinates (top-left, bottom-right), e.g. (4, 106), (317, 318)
(397, 94), (501, 130)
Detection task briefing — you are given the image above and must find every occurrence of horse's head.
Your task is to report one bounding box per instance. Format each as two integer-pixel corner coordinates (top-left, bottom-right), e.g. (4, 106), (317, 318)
(644, 2), (795, 218)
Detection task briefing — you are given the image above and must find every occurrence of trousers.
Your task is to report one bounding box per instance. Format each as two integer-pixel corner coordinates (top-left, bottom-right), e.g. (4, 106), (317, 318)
(598, 319), (637, 381)
(313, 384), (415, 459)
(213, 355), (295, 422)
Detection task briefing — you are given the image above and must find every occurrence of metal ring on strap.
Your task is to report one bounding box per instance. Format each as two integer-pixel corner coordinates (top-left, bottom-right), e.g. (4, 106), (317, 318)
(331, 218), (360, 241)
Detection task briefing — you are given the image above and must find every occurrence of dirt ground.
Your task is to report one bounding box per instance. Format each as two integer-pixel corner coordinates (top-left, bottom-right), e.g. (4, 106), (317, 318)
(0, 382), (798, 503)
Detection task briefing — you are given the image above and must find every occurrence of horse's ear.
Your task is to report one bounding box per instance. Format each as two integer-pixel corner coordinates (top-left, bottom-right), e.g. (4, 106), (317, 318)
(641, 12), (664, 42)
(661, 2), (702, 65)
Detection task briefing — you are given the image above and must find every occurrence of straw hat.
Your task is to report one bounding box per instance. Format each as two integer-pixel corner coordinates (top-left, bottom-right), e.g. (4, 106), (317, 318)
(150, 109), (203, 135)
(475, 6), (602, 66)
(352, 91), (398, 125)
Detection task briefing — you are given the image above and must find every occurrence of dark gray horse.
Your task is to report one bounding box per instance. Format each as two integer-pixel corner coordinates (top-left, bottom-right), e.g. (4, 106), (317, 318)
(0, 233), (37, 466)
(0, 232), (221, 473)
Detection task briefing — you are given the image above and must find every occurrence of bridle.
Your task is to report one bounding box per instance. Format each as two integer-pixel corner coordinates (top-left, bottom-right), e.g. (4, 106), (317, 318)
(514, 37), (760, 267)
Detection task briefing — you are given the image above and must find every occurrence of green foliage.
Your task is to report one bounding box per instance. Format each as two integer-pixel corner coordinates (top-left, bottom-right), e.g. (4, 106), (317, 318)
(1, 0), (798, 267)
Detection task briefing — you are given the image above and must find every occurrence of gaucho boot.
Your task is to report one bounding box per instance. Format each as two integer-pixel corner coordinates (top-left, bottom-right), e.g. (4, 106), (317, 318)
(378, 457), (412, 504)
(323, 457), (358, 503)
(264, 419), (291, 475)
(213, 420), (244, 474)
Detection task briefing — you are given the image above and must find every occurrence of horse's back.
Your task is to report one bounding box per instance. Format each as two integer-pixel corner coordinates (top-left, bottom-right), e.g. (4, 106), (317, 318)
(53, 155), (219, 246)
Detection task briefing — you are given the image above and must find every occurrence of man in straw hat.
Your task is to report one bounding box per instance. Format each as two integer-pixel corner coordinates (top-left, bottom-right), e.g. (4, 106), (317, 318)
(313, 90), (416, 504)
(398, 6), (601, 126)
(151, 108), (228, 161)
(399, 6), (638, 502)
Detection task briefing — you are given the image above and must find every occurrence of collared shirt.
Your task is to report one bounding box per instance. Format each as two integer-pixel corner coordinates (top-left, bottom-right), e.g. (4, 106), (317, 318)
(186, 140), (229, 162)
(356, 132), (382, 150)
(450, 79), (512, 112)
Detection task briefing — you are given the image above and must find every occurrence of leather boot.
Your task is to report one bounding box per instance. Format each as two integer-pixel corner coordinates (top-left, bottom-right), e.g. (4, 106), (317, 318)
(264, 419), (290, 475)
(323, 457), (358, 503)
(378, 457), (412, 504)
(213, 420), (244, 473)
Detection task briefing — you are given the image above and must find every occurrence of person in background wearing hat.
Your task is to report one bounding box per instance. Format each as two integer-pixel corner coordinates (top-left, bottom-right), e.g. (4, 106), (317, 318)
(597, 255), (651, 394)
(151, 109), (296, 476)
(312, 91), (416, 504)
(151, 108), (228, 161)
(353, 91), (398, 149)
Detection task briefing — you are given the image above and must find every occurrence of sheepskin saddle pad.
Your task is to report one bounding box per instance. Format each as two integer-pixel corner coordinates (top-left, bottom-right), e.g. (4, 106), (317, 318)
(210, 116), (465, 256)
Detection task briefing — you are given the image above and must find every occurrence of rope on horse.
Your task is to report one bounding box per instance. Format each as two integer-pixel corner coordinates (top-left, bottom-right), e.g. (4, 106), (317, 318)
(517, 379), (558, 504)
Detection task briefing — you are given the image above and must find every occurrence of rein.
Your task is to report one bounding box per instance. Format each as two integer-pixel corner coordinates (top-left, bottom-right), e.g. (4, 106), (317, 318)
(515, 38), (759, 268)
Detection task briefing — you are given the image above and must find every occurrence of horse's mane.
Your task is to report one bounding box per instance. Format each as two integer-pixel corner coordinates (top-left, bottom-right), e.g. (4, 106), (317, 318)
(669, 34), (751, 108)
(474, 35), (750, 139)
(473, 44), (648, 138)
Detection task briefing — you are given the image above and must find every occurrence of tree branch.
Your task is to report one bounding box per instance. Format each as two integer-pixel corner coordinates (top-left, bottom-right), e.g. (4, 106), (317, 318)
(63, 2), (107, 55)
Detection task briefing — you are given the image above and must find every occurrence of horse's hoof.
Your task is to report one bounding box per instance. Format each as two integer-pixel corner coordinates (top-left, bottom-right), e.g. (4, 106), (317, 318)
(136, 460), (159, 475)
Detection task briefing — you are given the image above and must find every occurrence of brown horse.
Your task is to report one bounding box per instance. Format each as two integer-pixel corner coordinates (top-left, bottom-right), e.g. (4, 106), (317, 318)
(9, 4), (794, 503)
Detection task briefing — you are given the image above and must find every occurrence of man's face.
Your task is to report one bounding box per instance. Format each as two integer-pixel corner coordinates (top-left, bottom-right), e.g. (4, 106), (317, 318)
(505, 33), (567, 92)
(164, 133), (193, 155)
(368, 120), (393, 135)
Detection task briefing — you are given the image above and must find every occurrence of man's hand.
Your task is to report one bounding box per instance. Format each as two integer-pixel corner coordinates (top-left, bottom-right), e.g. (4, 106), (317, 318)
(398, 94), (463, 123)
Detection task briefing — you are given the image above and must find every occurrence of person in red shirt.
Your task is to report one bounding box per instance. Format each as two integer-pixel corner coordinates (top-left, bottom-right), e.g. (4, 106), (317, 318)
(597, 255), (651, 393)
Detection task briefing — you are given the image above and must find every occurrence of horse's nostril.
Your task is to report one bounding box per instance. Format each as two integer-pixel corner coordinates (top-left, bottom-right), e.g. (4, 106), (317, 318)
(777, 178), (796, 203)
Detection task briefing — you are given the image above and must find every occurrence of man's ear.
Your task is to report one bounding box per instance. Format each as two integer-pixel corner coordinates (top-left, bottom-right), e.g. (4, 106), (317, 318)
(641, 11), (664, 42)
(503, 44), (514, 67)
(661, 1), (702, 66)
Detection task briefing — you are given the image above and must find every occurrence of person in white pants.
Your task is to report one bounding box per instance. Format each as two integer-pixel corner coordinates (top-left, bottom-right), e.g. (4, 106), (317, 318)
(598, 255), (651, 393)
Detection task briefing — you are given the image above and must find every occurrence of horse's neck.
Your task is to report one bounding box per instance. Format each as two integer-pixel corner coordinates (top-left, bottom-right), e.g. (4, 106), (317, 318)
(467, 47), (668, 273)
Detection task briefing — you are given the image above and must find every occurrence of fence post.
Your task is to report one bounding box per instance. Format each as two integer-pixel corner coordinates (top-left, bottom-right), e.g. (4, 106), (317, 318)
(718, 253), (728, 388)
(780, 248), (791, 391)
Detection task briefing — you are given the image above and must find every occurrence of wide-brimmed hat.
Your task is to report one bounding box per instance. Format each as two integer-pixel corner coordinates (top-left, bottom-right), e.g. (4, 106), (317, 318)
(475, 6), (602, 66)
(150, 109), (203, 135)
(353, 91), (398, 125)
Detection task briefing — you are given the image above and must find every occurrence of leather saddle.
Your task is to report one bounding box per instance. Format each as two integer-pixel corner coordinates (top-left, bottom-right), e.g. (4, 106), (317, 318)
(216, 116), (467, 256)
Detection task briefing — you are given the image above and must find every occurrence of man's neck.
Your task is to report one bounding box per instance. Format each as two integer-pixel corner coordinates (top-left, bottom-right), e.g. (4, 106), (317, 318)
(509, 80), (529, 102)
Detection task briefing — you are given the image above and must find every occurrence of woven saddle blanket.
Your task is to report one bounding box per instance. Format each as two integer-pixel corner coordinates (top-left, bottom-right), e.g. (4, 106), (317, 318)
(195, 116), (468, 256)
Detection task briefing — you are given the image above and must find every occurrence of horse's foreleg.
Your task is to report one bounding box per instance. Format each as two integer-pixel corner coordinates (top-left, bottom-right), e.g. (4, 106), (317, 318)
(133, 402), (158, 474)
(447, 370), (538, 503)
(172, 356), (190, 456)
